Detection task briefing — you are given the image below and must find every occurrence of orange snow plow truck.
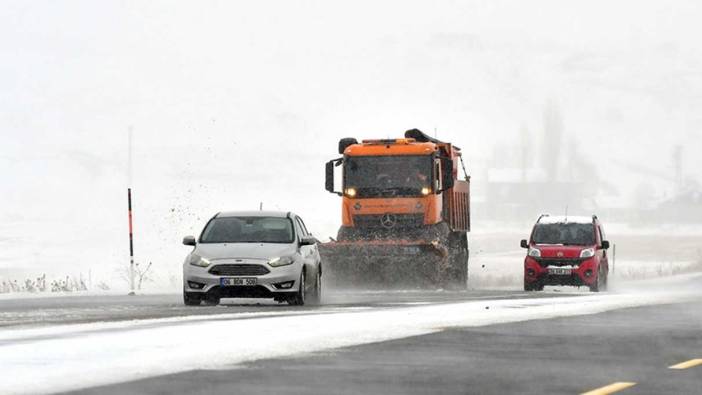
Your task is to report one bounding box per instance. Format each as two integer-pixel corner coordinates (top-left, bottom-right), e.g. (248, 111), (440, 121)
(320, 129), (470, 289)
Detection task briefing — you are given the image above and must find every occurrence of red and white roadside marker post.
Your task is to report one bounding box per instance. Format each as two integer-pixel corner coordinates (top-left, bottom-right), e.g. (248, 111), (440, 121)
(128, 188), (135, 295)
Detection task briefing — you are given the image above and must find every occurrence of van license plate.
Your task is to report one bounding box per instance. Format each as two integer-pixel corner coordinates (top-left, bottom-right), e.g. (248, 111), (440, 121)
(548, 268), (572, 275)
(221, 278), (257, 286)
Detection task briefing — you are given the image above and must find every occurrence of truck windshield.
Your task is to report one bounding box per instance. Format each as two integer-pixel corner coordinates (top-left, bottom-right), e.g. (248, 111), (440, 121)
(344, 155), (433, 198)
(200, 217), (294, 244)
(532, 223), (595, 246)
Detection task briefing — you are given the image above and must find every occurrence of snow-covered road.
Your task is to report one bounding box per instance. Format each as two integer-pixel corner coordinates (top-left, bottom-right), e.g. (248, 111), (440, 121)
(2, 276), (701, 395)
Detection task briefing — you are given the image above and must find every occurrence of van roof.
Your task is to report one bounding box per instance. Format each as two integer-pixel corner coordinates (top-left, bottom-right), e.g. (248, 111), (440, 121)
(537, 215), (594, 225)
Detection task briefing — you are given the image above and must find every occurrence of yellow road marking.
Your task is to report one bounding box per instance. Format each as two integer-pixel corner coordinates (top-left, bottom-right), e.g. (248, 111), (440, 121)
(581, 382), (636, 395)
(669, 359), (702, 369)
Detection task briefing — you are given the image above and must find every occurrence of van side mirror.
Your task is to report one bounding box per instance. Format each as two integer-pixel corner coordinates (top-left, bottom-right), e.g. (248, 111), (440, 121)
(601, 240), (610, 250)
(520, 239), (529, 249)
(183, 236), (196, 246)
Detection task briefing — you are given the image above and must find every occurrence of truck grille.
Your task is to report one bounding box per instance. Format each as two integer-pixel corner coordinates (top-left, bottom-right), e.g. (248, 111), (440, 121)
(353, 214), (424, 229)
(209, 264), (270, 276)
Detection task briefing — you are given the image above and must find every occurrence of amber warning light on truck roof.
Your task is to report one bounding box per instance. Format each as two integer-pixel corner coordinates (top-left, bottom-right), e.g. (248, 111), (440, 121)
(361, 138), (416, 145)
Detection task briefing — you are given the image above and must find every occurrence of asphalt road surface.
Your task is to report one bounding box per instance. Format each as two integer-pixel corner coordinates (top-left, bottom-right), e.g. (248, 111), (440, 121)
(68, 301), (702, 395)
(1, 275), (700, 395)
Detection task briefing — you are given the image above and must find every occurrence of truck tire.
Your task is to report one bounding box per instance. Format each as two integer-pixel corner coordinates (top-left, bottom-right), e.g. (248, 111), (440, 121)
(443, 231), (468, 290)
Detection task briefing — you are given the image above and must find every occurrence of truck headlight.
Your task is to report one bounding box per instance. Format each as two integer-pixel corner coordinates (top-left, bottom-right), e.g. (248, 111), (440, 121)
(268, 256), (295, 267)
(421, 187), (431, 196)
(189, 254), (211, 267)
(345, 188), (357, 197)
(528, 247), (541, 258)
(580, 248), (595, 258)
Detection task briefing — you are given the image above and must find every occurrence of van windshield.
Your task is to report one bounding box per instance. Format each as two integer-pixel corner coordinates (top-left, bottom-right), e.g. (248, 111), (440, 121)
(532, 223), (595, 246)
(200, 217), (294, 243)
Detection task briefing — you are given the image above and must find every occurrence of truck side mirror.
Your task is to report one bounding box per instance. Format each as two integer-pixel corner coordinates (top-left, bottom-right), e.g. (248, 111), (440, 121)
(325, 160), (342, 196)
(520, 239), (529, 249)
(601, 240), (610, 250)
(441, 158), (454, 191)
(183, 235), (196, 246)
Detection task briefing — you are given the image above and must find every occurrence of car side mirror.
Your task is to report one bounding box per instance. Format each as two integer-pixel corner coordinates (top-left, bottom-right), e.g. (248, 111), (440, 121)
(520, 239), (529, 249)
(183, 236), (196, 246)
(300, 236), (317, 246)
(601, 240), (610, 250)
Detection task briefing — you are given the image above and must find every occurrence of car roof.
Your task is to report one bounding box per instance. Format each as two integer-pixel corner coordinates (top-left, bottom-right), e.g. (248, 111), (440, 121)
(537, 215), (595, 225)
(216, 210), (293, 218)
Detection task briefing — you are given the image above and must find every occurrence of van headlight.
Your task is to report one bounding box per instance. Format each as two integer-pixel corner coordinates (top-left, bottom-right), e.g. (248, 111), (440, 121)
(580, 248), (595, 258)
(268, 256), (295, 267)
(189, 254), (211, 267)
(528, 247), (541, 258)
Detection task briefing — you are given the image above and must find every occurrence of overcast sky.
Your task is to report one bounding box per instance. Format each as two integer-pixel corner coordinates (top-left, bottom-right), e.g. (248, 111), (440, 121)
(1, 0), (701, 280)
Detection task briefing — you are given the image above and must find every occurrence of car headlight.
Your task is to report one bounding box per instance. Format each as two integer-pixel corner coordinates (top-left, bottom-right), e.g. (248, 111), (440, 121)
(580, 248), (595, 258)
(268, 256), (295, 267)
(528, 247), (541, 258)
(189, 254), (211, 267)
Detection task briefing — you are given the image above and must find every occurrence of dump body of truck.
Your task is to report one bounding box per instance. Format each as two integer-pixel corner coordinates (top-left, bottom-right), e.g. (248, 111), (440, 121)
(320, 129), (470, 289)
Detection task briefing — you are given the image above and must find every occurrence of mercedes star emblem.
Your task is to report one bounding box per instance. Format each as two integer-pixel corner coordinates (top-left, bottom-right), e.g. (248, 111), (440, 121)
(380, 213), (397, 229)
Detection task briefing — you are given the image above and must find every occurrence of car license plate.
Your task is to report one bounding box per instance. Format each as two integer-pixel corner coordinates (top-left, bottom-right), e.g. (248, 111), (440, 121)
(548, 268), (572, 275)
(220, 277), (257, 286)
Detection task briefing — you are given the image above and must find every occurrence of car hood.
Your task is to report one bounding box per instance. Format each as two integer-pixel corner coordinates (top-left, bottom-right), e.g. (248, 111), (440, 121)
(534, 245), (593, 259)
(194, 243), (297, 261)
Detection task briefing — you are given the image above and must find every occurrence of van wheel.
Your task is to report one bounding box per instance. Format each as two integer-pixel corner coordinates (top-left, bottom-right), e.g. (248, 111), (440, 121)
(589, 268), (604, 292)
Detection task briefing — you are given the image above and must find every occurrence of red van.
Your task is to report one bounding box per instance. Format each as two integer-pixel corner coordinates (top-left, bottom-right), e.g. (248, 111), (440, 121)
(520, 215), (610, 292)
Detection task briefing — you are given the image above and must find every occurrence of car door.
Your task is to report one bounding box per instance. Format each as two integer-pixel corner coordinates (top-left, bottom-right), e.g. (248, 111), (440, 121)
(294, 216), (318, 279)
(597, 223), (609, 273)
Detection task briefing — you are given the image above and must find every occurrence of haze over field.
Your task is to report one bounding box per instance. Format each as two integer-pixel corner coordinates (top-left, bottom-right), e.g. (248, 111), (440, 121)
(1, 1), (701, 284)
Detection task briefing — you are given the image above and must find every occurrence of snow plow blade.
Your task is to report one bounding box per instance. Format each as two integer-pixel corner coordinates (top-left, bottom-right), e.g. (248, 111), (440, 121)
(318, 240), (449, 289)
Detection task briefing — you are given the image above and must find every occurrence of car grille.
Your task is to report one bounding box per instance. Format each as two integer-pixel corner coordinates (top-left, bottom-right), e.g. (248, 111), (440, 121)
(535, 258), (585, 268)
(353, 214), (424, 229)
(208, 264), (270, 276)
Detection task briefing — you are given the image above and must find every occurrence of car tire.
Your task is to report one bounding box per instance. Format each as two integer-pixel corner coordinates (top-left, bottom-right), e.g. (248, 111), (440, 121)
(589, 268), (603, 292)
(203, 295), (221, 305)
(288, 270), (306, 306)
(309, 271), (322, 305)
(183, 292), (201, 306)
(524, 281), (543, 291)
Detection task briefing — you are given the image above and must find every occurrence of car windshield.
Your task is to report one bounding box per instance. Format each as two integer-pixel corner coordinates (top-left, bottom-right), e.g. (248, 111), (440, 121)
(200, 216), (294, 243)
(532, 223), (595, 246)
(344, 155), (432, 198)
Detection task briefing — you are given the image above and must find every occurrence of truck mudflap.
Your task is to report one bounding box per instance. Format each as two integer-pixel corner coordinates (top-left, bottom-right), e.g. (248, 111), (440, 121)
(318, 239), (451, 289)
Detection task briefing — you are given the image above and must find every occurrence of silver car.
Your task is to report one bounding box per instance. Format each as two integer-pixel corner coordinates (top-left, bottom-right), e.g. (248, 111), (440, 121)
(182, 211), (322, 306)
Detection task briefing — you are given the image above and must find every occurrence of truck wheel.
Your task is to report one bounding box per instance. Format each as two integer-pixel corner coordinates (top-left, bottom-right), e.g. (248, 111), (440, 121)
(446, 232), (468, 290)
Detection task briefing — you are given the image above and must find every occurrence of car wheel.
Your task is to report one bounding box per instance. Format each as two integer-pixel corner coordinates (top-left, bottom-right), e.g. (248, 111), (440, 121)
(309, 271), (322, 305)
(524, 281), (542, 291)
(289, 270), (306, 306)
(589, 268), (603, 292)
(203, 294), (220, 305)
(183, 292), (201, 306)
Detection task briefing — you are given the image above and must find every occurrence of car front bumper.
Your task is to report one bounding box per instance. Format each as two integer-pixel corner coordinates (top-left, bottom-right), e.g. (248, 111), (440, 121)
(183, 259), (302, 297)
